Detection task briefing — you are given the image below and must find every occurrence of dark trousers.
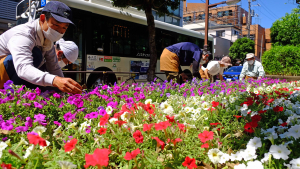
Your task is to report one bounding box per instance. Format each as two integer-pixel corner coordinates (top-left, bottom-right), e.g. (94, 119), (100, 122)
(3, 47), (60, 92)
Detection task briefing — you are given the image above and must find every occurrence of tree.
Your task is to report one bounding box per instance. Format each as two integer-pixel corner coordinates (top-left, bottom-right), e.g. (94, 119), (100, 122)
(229, 37), (255, 60)
(270, 6), (300, 46)
(111, 0), (182, 82)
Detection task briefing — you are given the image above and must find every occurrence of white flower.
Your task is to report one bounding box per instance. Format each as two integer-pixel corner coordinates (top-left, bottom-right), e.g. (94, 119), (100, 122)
(109, 118), (118, 123)
(67, 122), (77, 130)
(287, 125), (300, 139)
(234, 163), (246, 169)
(53, 126), (63, 137)
(242, 147), (257, 161)
(230, 152), (243, 161)
(121, 111), (131, 121)
(219, 153), (230, 164)
(269, 145), (291, 160)
(19, 137), (28, 145)
(58, 161), (77, 169)
(246, 160), (263, 169)
(24, 145), (34, 159)
(79, 121), (91, 134)
(208, 148), (223, 164)
(163, 106), (174, 115)
(145, 99), (152, 105)
(106, 106), (113, 114)
(261, 153), (271, 163)
(160, 101), (170, 110)
(33, 126), (47, 136)
(202, 102), (210, 110)
(0, 142), (8, 151)
(240, 104), (250, 116)
(247, 137), (262, 149)
(289, 158), (300, 169)
(0, 151), (2, 158)
(284, 163), (292, 169)
(40, 140), (50, 152)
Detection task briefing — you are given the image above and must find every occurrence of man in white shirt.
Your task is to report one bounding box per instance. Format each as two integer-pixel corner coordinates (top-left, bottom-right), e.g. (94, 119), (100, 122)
(0, 1), (82, 94)
(201, 56), (232, 82)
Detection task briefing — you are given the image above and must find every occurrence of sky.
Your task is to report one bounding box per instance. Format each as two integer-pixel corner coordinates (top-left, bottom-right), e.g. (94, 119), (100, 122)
(185, 0), (298, 28)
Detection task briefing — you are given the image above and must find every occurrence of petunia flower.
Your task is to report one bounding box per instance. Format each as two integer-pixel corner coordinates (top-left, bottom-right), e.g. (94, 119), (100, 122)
(269, 145), (290, 160)
(133, 130), (143, 144)
(64, 139), (78, 152)
(152, 137), (165, 150)
(124, 148), (140, 161)
(1, 121), (13, 131)
(57, 161), (77, 169)
(54, 121), (62, 126)
(198, 130), (214, 143)
(182, 156), (197, 169)
(27, 134), (47, 147)
(143, 123), (153, 132)
(97, 128), (107, 135)
(84, 148), (110, 168)
(64, 112), (76, 122)
(155, 121), (171, 131)
(27, 93), (36, 101)
(33, 102), (43, 109)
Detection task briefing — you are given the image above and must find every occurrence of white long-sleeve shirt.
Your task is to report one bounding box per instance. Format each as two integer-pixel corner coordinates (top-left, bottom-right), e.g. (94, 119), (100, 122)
(0, 19), (63, 86)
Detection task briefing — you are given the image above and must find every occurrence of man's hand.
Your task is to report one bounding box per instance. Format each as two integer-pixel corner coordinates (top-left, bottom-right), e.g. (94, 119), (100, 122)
(53, 76), (83, 94)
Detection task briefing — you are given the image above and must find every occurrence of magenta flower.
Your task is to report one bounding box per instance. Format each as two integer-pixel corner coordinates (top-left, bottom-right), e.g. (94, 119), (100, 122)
(27, 131), (38, 136)
(16, 85), (25, 93)
(34, 114), (47, 125)
(99, 109), (107, 116)
(34, 102), (43, 109)
(22, 103), (31, 107)
(25, 117), (33, 127)
(86, 126), (91, 133)
(35, 87), (41, 96)
(74, 98), (83, 108)
(40, 100), (47, 106)
(64, 112), (76, 122)
(53, 93), (61, 98)
(15, 126), (28, 133)
(54, 121), (62, 126)
(27, 93), (36, 101)
(59, 101), (65, 108)
(1, 121), (14, 131)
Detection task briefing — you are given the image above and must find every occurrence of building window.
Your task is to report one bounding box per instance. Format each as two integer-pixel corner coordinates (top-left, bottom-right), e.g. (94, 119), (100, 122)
(216, 30), (225, 37)
(158, 15), (165, 22)
(233, 30), (239, 35)
(173, 18), (180, 26)
(217, 11), (223, 17)
(224, 10), (233, 16)
(165, 15), (173, 24)
(183, 16), (191, 22)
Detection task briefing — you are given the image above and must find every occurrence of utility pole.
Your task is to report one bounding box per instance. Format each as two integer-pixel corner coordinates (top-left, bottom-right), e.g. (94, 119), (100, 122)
(260, 34), (263, 62)
(247, 0), (251, 38)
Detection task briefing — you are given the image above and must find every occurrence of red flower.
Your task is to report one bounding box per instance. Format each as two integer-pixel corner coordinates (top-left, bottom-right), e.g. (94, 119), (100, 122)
(280, 122), (287, 127)
(210, 123), (221, 126)
(145, 104), (155, 114)
(113, 112), (124, 119)
(166, 115), (175, 123)
(133, 130), (144, 144)
(273, 106), (284, 112)
(208, 107), (216, 112)
(258, 110), (267, 114)
(124, 148), (140, 160)
(233, 115), (242, 119)
(167, 138), (182, 146)
(251, 115), (262, 123)
(84, 148), (110, 168)
(152, 137), (165, 150)
(114, 120), (127, 127)
(1, 163), (12, 169)
(244, 122), (258, 133)
(177, 123), (186, 133)
(27, 134), (47, 147)
(155, 121), (171, 131)
(198, 131), (214, 143)
(182, 156), (197, 169)
(201, 143), (209, 148)
(97, 128), (107, 135)
(99, 114), (109, 126)
(211, 101), (219, 107)
(64, 138), (78, 152)
(143, 123), (153, 132)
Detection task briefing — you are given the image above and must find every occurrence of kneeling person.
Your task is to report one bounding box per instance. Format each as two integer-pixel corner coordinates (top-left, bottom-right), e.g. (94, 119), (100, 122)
(239, 53), (265, 81)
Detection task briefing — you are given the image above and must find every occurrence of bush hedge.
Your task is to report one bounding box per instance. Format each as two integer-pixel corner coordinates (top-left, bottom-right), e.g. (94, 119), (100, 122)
(262, 45), (300, 76)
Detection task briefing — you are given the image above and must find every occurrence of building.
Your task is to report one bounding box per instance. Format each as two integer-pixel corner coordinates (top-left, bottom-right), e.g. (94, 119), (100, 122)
(0, 0), (19, 34)
(265, 28), (272, 51)
(212, 35), (232, 60)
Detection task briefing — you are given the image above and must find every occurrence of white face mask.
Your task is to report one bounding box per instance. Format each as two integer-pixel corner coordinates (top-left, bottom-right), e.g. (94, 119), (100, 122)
(58, 60), (66, 68)
(43, 24), (64, 42)
(248, 60), (254, 65)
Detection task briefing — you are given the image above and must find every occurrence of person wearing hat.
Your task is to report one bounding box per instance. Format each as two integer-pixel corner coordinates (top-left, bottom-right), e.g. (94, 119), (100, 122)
(0, 1), (82, 94)
(201, 56), (232, 83)
(55, 38), (78, 68)
(160, 42), (211, 83)
(239, 53), (265, 81)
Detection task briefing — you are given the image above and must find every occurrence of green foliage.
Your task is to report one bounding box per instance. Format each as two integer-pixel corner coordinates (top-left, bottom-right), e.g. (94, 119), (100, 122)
(262, 45), (300, 76)
(110, 0), (181, 17)
(270, 6), (300, 46)
(229, 37), (255, 60)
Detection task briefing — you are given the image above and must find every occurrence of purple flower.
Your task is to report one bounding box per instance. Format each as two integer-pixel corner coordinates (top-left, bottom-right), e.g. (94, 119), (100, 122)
(99, 109), (107, 116)
(59, 101), (65, 108)
(53, 93), (61, 98)
(35, 87), (41, 96)
(1, 121), (14, 131)
(25, 117), (33, 128)
(34, 114), (47, 125)
(34, 102), (43, 109)
(27, 93), (36, 101)
(4, 80), (13, 90)
(27, 131), (38, 136)
(40, 100), (47, 106)
(2, 137), (8, 141)
(64, 112), (76, 122)
(15, 126), (28, 133)
(54, 121), (62, 126)
(166, 93), (171, 97)
(74, 98), (83, 108)
(97, 106), (104, 111)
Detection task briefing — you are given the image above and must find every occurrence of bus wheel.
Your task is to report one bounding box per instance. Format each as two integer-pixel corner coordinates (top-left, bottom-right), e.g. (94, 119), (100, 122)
(86, 67), (117, 89)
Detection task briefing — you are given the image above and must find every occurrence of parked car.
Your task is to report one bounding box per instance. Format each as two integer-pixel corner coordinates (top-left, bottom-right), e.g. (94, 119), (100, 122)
(222, 66), (243, 81)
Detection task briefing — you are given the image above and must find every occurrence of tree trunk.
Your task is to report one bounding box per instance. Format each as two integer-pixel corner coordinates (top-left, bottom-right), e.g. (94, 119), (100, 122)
(144, 5), (157, 82)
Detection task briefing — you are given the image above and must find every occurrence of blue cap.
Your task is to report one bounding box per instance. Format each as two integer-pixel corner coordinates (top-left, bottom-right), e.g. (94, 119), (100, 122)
(42, 1), (74, 25)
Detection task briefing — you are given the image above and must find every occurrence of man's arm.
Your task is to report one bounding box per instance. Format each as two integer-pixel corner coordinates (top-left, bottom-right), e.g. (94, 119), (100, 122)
(204, 69), (210, 79)
(7, 35), (56, 86)
(44, 46), (64, 77)
(257, 64), (265, 79)
(239, 64), (247, 81)
(219, 74), (223, 81)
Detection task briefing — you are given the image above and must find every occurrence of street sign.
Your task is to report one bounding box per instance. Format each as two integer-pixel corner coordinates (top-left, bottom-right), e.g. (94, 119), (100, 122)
(41, 0), (46, 7)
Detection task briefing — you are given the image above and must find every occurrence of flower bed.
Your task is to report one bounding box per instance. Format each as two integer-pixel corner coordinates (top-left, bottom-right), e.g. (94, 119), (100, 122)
(0, 79), (300, 169)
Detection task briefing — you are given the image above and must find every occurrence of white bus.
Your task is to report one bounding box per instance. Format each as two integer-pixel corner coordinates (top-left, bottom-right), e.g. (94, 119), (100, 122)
(16, 0), (214, 88)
